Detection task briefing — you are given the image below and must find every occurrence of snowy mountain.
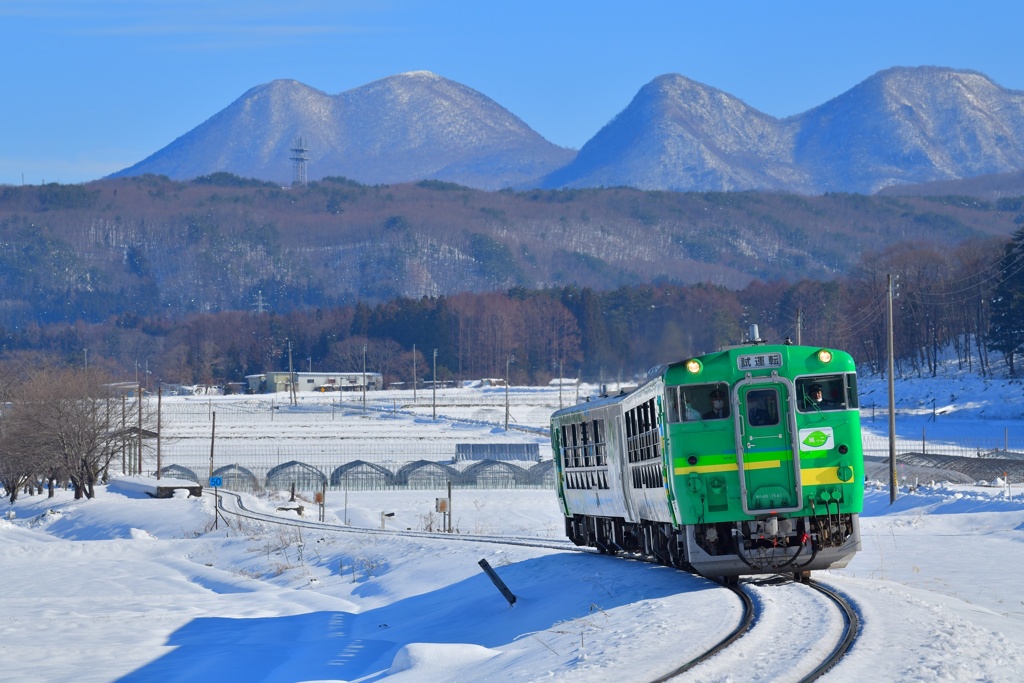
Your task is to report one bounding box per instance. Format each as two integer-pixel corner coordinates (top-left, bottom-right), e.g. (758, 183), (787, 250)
(794, 66), (1024, 193)
(111, 72), (576, 190)
(537, 73), (812, 193)
(110, 66), (1024, 194)
(543, 66), (1024, 194)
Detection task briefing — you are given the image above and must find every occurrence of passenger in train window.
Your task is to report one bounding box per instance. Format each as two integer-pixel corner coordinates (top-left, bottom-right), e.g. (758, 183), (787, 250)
(702, 389), (729, 420)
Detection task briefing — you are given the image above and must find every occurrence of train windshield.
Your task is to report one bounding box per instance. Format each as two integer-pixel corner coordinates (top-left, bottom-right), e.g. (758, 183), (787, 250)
(795, 373), (858, 412)
(665, 382), (730, 422)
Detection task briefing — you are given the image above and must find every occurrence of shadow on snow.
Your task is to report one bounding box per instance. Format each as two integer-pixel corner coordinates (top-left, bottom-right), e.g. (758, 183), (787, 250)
(117, 552), (711, 682)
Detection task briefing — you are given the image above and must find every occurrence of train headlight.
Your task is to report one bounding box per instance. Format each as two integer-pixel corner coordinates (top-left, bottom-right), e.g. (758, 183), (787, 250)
(685, 359), (702, 374)
(817, 349), (833, 364)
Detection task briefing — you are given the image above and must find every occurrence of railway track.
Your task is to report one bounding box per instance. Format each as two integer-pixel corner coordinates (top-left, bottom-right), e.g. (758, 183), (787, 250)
(208, 488), (577, 552)
(206, 490), (859, 682)
(799, 580), (860, 681)
(650, 582), (755, 682)
(649, 577), (857, 683)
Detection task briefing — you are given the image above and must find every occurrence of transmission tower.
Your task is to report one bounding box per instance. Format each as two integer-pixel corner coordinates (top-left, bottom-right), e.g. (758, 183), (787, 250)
(290, 136), (309, 186)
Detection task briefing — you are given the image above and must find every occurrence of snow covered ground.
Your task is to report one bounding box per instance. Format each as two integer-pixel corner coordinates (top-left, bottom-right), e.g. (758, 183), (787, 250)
(4, 368), (1024, 682)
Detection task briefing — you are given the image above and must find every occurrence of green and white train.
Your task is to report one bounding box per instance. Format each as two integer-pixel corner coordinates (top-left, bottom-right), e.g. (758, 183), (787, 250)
(551, 327), (864, 580)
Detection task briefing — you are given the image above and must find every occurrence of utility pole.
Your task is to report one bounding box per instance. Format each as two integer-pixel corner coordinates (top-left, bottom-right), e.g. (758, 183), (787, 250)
(288, 340), (296, 406)
(887, 273), (898, 504)
(156, 386), (162, 480)
(209, 411), (217, 479)
(559, 359), (564, 410)
(362, 344), (367, 412)
(432, 349), (438, 420)
(137, 383), (143, 475)
(413, 344), (418, 403)
(505, 354), (515, 430)
(447, 479), (453, 533)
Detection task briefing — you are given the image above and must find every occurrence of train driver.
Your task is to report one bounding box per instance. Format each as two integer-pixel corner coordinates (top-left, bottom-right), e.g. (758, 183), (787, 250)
(702, 389), (730, 420)
(804, 383), (840, 410)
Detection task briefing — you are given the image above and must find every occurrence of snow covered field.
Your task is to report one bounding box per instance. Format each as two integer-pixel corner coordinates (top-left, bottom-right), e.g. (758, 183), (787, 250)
(4, 370), (1024, 682)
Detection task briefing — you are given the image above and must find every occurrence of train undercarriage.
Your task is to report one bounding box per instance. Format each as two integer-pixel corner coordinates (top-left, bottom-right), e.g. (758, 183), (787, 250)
(565, 511), (861, 579)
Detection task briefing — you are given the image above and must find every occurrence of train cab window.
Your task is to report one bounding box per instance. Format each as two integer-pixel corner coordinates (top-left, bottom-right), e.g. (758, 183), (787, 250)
(746, 388), (779, 426)
(797, 373), (858, 412)
(666, 382), (730, 423)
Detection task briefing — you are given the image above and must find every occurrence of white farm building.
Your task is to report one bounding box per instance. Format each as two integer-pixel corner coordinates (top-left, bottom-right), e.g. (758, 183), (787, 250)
(244, 371), (383, 394)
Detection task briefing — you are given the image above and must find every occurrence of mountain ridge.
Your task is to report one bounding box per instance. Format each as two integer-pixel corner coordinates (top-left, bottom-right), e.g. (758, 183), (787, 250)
(113, 72), (576, 190)
(109, 66), (1024, 195)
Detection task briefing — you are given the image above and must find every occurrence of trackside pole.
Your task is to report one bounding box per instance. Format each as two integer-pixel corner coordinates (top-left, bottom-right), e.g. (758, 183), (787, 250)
(209, 475), (223, 530)
(478, 559), (516, 607)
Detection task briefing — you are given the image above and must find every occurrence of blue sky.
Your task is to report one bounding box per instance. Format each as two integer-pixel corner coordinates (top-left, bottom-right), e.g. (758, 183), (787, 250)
(2, 0), (1023, 186)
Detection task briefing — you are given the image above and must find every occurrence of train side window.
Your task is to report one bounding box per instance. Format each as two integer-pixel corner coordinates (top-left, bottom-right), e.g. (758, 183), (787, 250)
(573, 426), (580, 467)
(667, 383), (730, 422)
(581, 421), (595, 467)
(844, 374), (859, 409)
(666, 386), (681, 422)
(665, 386), (698, 422)
(593, 419), (607, 465)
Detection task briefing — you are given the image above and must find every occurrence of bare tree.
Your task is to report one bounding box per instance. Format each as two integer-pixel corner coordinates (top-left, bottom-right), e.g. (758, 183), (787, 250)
(12, 367), (149, 500)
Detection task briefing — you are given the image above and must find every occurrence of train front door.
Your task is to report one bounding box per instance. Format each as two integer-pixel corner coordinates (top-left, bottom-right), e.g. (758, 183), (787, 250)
(734, 380), (803, 515)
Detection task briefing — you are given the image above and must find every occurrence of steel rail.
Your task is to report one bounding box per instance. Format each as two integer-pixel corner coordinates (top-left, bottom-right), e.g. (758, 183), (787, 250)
(648, 582), (756, 683)
(207, 489), (577, 551)
(799, 580), (860, 682)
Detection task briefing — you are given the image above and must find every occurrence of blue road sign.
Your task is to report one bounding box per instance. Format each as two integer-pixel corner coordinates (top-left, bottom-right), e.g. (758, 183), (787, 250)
(209, 477), (223, 488)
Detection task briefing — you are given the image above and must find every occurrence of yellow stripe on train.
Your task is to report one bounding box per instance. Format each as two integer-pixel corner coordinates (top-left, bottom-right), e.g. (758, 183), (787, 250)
(674, 460), (780, 476)
(800, 466), (846, 485)
(674, 463), (846, 485)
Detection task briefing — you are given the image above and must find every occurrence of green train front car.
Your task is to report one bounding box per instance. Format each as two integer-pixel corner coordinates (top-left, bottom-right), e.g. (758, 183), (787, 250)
(664, 344), (863, 576)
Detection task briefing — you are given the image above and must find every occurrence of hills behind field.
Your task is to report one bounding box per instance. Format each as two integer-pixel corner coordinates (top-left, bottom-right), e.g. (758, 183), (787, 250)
(1, 173), (1022, 328)
(110, 66), (1024, 195)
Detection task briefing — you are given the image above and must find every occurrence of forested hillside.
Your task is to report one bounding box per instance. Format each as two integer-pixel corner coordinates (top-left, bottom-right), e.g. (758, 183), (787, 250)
(0, 236), (1009, 388)
(1, 173), (1021, 327)
(0, 174), (1021, 386)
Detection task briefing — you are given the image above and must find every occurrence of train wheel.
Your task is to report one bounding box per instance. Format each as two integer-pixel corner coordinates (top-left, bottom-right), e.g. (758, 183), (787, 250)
(668, 537), (683, 568)
(641, 525), (655, 557)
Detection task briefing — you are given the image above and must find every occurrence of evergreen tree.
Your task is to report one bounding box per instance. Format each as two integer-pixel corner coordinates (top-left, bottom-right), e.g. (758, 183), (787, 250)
(988, 226), (1024, 376)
